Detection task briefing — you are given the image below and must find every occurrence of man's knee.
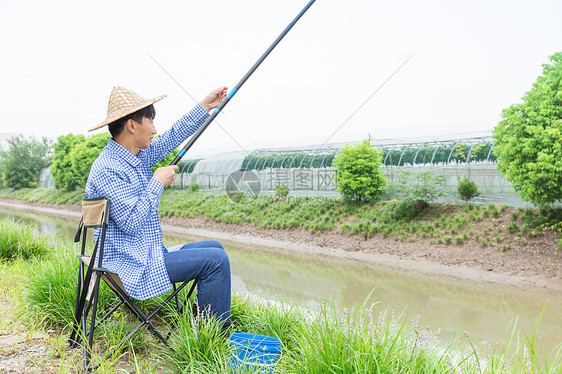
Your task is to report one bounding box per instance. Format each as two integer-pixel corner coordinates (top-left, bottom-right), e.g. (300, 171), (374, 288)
(216, 246), (229, 266)
(209, 246), (230, 271)
(208, 240), (224, 250)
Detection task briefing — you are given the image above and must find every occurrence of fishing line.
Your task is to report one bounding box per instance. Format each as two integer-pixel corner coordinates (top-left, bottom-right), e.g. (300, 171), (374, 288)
(169, 0), (317, 166)
(154, 0), (317, 321)
(146, 52), (250, 155)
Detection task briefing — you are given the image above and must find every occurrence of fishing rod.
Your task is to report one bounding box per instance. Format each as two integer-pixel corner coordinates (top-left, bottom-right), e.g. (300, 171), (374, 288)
(169, 0), (316, 166)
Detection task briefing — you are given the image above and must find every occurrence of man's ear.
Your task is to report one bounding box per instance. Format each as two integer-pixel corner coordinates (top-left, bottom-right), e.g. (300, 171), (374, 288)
(124, 118), (136, 134)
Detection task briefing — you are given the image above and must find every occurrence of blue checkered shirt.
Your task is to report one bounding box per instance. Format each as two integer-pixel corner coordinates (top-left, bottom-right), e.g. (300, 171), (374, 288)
(85, 104), (209, 300)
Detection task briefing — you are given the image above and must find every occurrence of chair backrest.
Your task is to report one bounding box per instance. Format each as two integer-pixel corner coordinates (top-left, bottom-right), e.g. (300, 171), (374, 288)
(82, 198), (111, 228)
(75, 197), (111, 269)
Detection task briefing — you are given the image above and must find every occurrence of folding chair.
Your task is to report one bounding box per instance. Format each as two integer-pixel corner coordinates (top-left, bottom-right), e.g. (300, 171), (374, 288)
(68, 197), (198, 371)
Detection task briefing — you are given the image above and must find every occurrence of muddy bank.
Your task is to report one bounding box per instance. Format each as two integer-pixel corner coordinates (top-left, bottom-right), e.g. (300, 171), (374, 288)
(1, 198), (560, 290)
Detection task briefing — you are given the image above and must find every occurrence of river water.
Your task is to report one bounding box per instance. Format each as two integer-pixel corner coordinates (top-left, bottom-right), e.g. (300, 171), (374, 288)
(2, 208), (561, 356)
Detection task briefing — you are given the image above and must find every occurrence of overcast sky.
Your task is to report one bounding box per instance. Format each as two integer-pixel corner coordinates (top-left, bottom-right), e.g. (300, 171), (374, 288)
(1, 0), (561, 157)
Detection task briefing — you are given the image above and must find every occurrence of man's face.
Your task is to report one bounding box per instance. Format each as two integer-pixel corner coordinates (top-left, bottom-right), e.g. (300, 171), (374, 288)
(134, 117), (157, 149)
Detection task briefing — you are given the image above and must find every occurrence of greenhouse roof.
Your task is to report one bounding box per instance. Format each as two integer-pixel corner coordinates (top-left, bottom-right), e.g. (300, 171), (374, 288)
(179, 134), (497, 173)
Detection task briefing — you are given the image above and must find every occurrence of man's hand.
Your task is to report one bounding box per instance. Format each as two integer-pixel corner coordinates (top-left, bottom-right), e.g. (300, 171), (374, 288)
(200, 87), (228, 112)
(153, 165), (179, 187)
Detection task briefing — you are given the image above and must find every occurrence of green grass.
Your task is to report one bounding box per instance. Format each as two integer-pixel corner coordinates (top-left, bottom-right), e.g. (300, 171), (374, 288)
(3, 188), (562, 250)
(0, 217), (49, 261)
(0, 187), (84, 205)
(1, 222), (561, 373)
(25, 238), (121, 328)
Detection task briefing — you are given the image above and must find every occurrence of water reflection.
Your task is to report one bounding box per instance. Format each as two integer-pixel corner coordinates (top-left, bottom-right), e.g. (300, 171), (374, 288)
(1, 208), (561, 355)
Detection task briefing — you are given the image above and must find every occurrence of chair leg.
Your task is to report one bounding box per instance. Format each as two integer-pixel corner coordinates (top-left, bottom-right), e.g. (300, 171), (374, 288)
(173, 284), (180, 314)
(69, 261), (85, 347)
(176, 280), (198, 316)
(103, 274), (170, 346)
(84, 300), (124, 340)
(87, 275), (200, 368)
(84, 273), (102, 371)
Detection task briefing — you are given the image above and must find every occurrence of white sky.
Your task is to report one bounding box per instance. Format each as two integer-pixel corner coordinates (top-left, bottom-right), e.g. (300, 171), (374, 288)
(1, 0), (561, 157)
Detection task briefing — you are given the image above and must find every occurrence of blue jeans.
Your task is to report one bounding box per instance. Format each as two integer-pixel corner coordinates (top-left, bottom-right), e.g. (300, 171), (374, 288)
(163, 240), (231, 323)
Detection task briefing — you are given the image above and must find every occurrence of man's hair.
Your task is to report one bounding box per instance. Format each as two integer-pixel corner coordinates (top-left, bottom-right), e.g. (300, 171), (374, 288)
(108, 104), (156, 138)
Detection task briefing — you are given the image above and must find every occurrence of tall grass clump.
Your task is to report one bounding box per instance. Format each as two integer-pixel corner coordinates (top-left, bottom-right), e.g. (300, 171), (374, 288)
(0, 217), (49, 261)
(166, 307), (231, 373)
(280, 306), (455, 373)
(230, 295), (303, 351)
(26, 237), (119, 328)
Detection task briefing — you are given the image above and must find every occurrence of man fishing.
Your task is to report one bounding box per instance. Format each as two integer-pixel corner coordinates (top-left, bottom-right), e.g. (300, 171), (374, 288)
(85, 86), (232, 328)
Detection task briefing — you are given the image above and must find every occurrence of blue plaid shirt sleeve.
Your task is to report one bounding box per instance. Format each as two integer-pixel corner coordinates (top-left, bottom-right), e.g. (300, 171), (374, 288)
(144, 104), (209, 167)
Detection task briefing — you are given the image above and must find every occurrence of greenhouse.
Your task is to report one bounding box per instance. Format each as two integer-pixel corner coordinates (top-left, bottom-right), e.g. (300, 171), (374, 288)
(240, 147), (340, 171)
(36, 135), (526, 206)
(379, 137), (496, 167)
(168, 136), (530, 206)
(175, 136), (497, 176)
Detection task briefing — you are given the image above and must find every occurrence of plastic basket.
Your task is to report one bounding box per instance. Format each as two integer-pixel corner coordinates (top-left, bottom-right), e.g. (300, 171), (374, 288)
(228, 333), (281, 373)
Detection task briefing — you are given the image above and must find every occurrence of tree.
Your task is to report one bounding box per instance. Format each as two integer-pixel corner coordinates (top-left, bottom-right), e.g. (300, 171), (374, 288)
(69, 133), (110, 187)
(51, 133), (85, 190)
(493, 52), (562, 206)
(457, 177), (480, 203)
(332, 140), (385, 202)
(0, 136), (52, 189)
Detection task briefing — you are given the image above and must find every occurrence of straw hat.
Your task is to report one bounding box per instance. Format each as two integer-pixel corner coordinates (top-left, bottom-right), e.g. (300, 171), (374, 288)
(89, 86), (166, 132)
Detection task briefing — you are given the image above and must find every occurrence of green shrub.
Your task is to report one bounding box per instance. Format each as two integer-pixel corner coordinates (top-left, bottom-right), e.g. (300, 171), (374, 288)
(444, 236), (452, 245)
(457, 177), (480, 203)
(538, 206), (562, 229)
(274, 183), (289, 198)
(332, 140), (385, 202)
(389, 200), (423, 221)
(190, 183), (200, 193)
(455, 236), (464, 245)
(506, 222), (519, 234)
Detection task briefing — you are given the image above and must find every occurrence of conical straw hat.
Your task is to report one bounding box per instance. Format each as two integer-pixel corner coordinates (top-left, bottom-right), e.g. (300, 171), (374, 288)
(89, 86), (166, 132)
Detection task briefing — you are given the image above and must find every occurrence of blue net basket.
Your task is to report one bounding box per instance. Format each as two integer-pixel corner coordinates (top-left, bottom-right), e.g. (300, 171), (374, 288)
(228, 333), (281, 373)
